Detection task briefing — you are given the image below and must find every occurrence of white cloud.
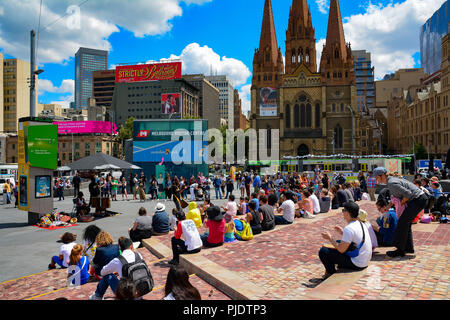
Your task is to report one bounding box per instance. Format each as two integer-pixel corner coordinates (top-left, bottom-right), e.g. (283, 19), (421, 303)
(239, 84), (251, 116)
(165, 43), (251, 87)
(38, 79), (74, 95)
(316, 0), (329, 14)
(50, 94), (74, 109)
(342, 0), (446, 79)
(0, 0), (211, 64)
(316, 38), (326, 70)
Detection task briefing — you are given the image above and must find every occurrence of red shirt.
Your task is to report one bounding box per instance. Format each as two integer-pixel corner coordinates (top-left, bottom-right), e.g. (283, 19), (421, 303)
(206, 219), (225, 244)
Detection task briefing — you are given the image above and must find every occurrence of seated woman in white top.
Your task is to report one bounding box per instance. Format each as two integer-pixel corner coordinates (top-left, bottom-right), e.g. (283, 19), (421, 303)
(318, 202), (372, 280)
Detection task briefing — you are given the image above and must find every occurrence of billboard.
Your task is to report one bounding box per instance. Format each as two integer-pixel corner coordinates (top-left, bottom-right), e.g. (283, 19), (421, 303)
(35, 175), (52, 199)
(384, 159), (402, 175)
(28, 125), (58, 170)
(115, 62), (182, 83)
(161, 93), (181, 114)
(260, 87), (277, 116)
(418, 160), (442, 169)
(54, 121), (118, 135)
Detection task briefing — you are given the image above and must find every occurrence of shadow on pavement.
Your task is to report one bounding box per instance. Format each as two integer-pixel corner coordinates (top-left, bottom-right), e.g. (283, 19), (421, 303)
(0, 222), (30, 230)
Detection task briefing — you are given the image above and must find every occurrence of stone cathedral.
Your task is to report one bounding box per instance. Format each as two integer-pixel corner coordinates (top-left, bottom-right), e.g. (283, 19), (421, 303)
(250, 0), (361, 158)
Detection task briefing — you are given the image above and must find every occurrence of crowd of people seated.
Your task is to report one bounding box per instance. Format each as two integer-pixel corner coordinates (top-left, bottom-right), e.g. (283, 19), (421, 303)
(47, 165), (445, 299)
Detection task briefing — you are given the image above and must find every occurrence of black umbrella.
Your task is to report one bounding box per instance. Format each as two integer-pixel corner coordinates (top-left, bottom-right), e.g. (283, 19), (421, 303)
(67, 153), (141, 171)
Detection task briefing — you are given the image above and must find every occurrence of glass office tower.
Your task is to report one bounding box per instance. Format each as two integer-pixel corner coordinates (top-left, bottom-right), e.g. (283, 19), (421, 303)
(75, 47), (108, 110)
(353, 50), (375, 113)
(420, 0), (449, 75)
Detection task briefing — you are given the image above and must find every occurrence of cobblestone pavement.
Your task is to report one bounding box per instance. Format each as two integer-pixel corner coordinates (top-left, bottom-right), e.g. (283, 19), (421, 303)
(0, 247), (231, 300)
(1, 199), (448, 300)
(143, 201), (450, 300)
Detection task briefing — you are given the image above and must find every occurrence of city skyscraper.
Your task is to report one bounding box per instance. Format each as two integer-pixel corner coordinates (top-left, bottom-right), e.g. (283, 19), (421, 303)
(420, 0), (449, 75)
(2, 57), (36, 132)
(205, 75), (235, 130)
(353, 50), (375, 113)
(75, 47), (108, 110)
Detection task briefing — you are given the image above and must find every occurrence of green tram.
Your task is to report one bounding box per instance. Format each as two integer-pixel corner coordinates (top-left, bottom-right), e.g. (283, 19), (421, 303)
(248, 157), (413, 176)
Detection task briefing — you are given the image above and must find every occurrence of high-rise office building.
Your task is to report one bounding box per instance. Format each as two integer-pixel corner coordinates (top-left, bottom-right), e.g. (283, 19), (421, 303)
(75, 47), (108, 110)
(420, 0), (449, 75)
(205, 75), (235, 130)
(2, 57), (36, 132)
(183, 74), (220, 129)
(353, 50), (375, 113)
(92, 70), (115, 109)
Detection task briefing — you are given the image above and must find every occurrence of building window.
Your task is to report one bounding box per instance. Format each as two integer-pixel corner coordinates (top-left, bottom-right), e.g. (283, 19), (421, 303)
(315, 104), (321, 128)
(294, 104), (300, 128)
(332, 104), (336, 112)
(334, 125), (343, 149)
(306, 104), (312, 128)
(300, 104), (306, 128)
(286, 104), (291, 128)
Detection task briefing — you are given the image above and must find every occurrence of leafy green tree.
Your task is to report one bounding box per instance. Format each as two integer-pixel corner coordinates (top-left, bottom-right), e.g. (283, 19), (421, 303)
(115, 117), (135, 158)
(412, 143), (427, 160)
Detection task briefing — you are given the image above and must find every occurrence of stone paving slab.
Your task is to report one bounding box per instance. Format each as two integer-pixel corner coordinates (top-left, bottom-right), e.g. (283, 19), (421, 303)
(0, 247), (231, 300)
(143, 200), (450, 300)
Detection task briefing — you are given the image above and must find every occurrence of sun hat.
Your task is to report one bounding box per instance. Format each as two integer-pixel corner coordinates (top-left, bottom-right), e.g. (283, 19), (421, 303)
(155, 203), (166, 212)
(358, 209), (368, 223)
(373, 167), (388, 177)
(206, 206), (224, 221)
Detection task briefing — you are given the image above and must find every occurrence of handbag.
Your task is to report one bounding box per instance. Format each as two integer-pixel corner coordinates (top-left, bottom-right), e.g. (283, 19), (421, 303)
(346, 221), (365, 258)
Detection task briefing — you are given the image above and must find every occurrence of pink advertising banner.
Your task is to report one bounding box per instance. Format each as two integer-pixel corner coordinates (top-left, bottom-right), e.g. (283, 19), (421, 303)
(53, 121), (118, 135)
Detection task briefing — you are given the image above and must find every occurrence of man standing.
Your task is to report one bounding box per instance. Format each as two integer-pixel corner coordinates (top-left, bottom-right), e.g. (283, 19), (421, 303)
(244, 173), (252, 198)
(253, 173), (261, 194)
(213, 175), (222, 200)
(366, 171), (377, 202)
(373, 167), (428, 258)
(73, 172), (81, 198)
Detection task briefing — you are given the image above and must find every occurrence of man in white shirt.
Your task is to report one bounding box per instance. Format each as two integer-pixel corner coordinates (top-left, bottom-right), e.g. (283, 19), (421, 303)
(90, 237), (142, 300)
(169, 211), (202, 265)
(318, 202), (372, 280)
(275, 192), (295, 225)
(308, 188), (321, 214)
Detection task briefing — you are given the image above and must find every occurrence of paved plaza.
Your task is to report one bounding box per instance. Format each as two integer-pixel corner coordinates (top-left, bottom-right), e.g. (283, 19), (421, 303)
(0, 191), (449, 300)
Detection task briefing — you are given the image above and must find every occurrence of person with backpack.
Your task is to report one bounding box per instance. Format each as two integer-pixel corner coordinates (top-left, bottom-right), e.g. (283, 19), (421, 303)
(90, 237), (153, 300)
(318, 202), (372, 281)
(168, 211), (202, 266)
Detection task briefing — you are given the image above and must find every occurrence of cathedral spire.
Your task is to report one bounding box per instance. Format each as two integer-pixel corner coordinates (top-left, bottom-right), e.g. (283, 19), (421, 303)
(252, 0), (284, 88)
(258, 0), (279, 66)
(324, 0), (347, 62)
(320, 0), (354, 84)
(285, 0), (316, 74)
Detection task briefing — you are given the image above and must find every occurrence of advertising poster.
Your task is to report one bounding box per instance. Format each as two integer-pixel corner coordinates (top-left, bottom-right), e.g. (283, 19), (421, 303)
(161, 93), (181, 114)
(19, 175), (28, 209)
(35, 175), (51, 199)
(28, 125), (58, 170)
(385, 159), (402, 175)
(260, 87), (277, 117)
(116, 62), (182, 83)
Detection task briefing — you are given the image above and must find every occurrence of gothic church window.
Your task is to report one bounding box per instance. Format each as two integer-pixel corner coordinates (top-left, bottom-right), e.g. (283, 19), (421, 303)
(334, 125), (343, 149)
(294, 104), (300, 128)
(286, 104), (291, 128)
(315, 104), (321, 128)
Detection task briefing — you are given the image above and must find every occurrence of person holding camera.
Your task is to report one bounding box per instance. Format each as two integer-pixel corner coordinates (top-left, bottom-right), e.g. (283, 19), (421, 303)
(318, 202), (372, 280)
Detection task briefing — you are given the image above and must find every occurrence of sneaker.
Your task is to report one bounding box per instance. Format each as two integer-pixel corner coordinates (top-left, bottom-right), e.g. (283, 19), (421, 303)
(48, 264), (56, 270)
(405, 249), (415, 254)
(386, 249), (405, 258)
(89, 294), (103, 300)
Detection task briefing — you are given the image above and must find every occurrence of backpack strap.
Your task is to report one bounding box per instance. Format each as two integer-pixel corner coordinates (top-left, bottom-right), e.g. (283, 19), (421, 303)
(118, 255), (129, 277)
(357, 221), (366, 249)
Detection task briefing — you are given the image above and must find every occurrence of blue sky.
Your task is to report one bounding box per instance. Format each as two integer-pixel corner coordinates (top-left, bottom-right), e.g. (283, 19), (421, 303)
(0, 0), (445, 113)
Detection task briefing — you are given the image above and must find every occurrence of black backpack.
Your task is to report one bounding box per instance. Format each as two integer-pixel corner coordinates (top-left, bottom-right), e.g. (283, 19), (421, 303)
(118, 253), (154, 297)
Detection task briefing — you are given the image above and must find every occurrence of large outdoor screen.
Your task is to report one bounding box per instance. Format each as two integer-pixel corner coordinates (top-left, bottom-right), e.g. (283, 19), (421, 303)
(54, 121), (118, 135)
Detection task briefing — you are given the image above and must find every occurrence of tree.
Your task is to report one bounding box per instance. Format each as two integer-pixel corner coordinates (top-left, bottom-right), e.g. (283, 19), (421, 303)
(115, 117), (135, 158)
(412, 143), (427, 160)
